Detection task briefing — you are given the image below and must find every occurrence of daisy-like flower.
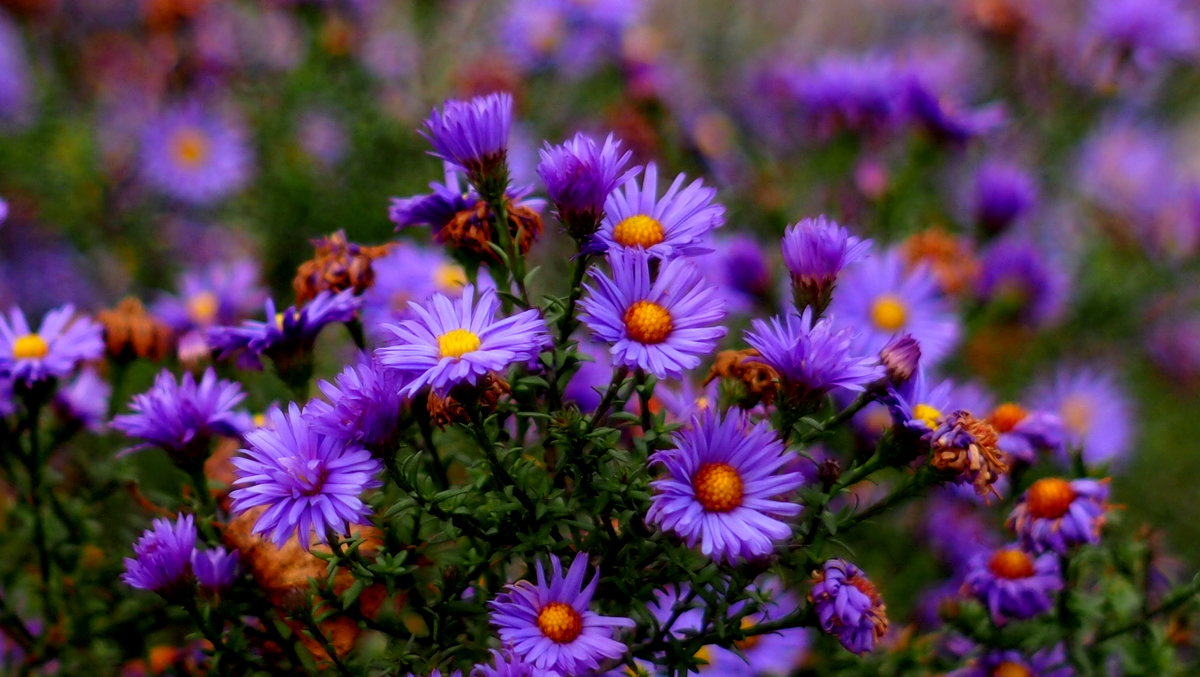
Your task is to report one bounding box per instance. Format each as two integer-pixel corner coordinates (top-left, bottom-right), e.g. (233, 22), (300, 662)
(1084, 0), (1198, 77)
(1028, 367), (1132, 467)
(191, 546), (239, 590)
(646, 409), (805, 563)
(140, 102), (252, 205)
(305, 354), (409, 452)
(122, 514), (197, 595)
(580, 250), (726, 380)
(829, 248), (960, 368)
(963, 545), (1062, 624)
(948, 645), (1073, 677)
(971, 161), (1038, 235)
(488, 552), (634, 675)
(883, 368), (956, 436)
(1008, 477), (1110, 555)
(376, 285), (549, 397)
(0, 304), (103, 386)
(809, 559), (888, 655)
(111, 368), (253, 467)
(472, 649), (539, 677)
(977, 238), (1069, 328)
(987, 402), (1065, 464)
(744, 307), (883, 406)
(53, 367), (110, 431)
(792, 53), (908, 138)
(781, 215), (871, 313)
(153, 260), (265, 333)
(537, 131), (638, 239)
(208, 290), (361, 371)
(592, 162), (724, 259)
(420, 92), (513, 190)
(361, 243), (482, 337)
(389, 164), (478, 233)
(229, 403), (383, 549)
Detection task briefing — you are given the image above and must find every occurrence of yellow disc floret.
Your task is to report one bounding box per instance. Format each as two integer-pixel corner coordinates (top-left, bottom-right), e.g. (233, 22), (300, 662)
(912, 404), (942, 430)
(623, 300), (673, 344)
(692, 462), (744, 513)
(870, 294), (908, 332)
(12, 334), (48, 360)
(172, 128), (210, 168)
(438, 328), (482, 359)
(433, 264), (468, 292)
(536, 602), (583, 644)
(187, 291), (219, 325)
(612, 214), (666, 248)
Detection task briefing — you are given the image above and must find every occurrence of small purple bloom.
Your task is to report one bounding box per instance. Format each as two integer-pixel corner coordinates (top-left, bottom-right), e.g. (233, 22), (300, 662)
(229, 403), (383, 549)
(1084, 0), (1198, 77)
(488, 552), (635, 675)
(0, 304), (103, 386)
(592, 162), (725, 259)
(580, 249), (727, 380)
(963, 545), (1062, 624)
(904, 76), (1005, 145)
(809, 559), (888, 655)
(977, 238), (1069, 328)
(1008, 477), (1110, 555)
(140, 102), (253, 205)
(471, 649), (538, 677)
(389, 165), (478, 233)
(646, 409), (805, 564)
(209, 290), (361, 370)
(537, 132), (638, 238)
(1028, 367), (1132, 467)
(420, 92), (513, 189)
(745, 307), (883, 404)
(376, 285), (549, 396)
(111, 368), (253, 463)
(153, 259), (265, 335)
(305, 354), (409, 451)
(122, 514), (197, 594)
(53, 367), (109, 431)
(949, 645), (1074, 677)
(792, 53), (908, 138)
(192, 546), (239, 590)
(781, 215), (871, 313)
(971, 161), (1039, 235)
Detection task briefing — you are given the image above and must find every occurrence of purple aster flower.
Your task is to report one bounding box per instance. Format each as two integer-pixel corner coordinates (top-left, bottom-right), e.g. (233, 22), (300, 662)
(153, 259), (266, 333)
(0, 11), (31, 127)
(745, 307), (883, 405)
(592, 163), (725, 259)
(987, 402), (1066, 464)
(809, 559), (888, 655)
(191, 546), (239, 590)
(0, 304), (103, 386)
(305, 354), (408, 452)
(704, 578), (811, 676)
(563, 342), (616, 413)
(829, 248), (960, 368)
(405, 671), (462, 677)
(580, 249), (727, 380)
(652, 378), (721, 423)
(229, 403), (383, 549)
(904, 76), (1006, 145)
(471, 649), (539, 677)
(1028, 367), (1132, 467)
(879, 333), (921, 386)
(537, 132), (638, 239)
(949, 645), (1074, 677)
(502, 0), (638, 78)
(112, 368), (253, 466)
(971, 161), (1039, 235)
(140, 102), (252, 205)
(883, 368), (956, 436)
(297, 109), (348, 168)
(792, 53), (908, 138)
(208, 290), (361, 371)
(376, 285), (549, 396)
(389, 164), (478, 233)
(52, 367), (109, 431)
(1084, 0), (1198, 78)
(1008, 477), (1110, 555)
(977, 238), (1069, 328)
(488, 552), (634, 675)
(420, 92), (513, 191)
(122, 514), (197, 596)
(646, 409), (805, 563)
(963, 545), (1061, 624)
(361, 243), (482, 338)
(781, 215), (871, 314)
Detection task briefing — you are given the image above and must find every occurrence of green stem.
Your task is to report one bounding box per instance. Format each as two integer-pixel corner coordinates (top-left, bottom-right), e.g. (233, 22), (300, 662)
(24, 401), (54, 622)
(1094, 577), (1200, 642)
(468, 409), (537, 515)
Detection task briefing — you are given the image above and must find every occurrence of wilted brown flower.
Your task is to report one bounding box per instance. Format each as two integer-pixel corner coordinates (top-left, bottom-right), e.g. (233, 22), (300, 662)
(929, 410), (1008, 498)
(705, 349), (779, 406)
(294, 230), (394, 305)
(427, 373), (511, 429)
(438, 198), (543, 266)
(96, 297), (174, 362)
(901, 227), (980, 296)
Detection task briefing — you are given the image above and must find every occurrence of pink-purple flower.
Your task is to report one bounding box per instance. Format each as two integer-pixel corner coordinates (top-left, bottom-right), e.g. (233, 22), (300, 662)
(0, 304), (103, 386)
(963, 545), (1061, 624)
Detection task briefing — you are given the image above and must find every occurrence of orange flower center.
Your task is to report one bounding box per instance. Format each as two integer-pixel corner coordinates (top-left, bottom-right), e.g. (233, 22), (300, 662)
(870, 294), (907, 331)
(692, 462), (744, 512)
(989, 402), (1028, 433)
(438, 328), (481, 358)
(12, 334), (48, 360)
(1059, 395), (1093, 435)
(1026, 478), (1076, 519)
(992, 661), (1033, 677)
(172, 127), (210, 168)
(612, 214), (665, 248)
(988, 548), (1035, 579)
(187, 291), (219, 325)
(623, 300), (673, 344)
(536, 602), (583, 644)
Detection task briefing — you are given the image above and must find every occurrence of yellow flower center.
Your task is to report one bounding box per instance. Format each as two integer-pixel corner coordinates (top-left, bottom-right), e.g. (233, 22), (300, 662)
(252, 413), (267, 428)
(1026, 478), (1076, 520)
(536, 602), (583, 644)
(989, 402), (1028, 433)
(734, 616), (761, 651)
(992, 661), (1033, 677)
(693, 644), (714, 667)
(692, 462), (744, 513)
(870, 294), (908, 332)
(433, 264), (468, 292)
(612, 214), (666, 248)
(12, 334), (48, 360)
(913, 403), (942, 430)
(172, 127), (210, 168)
(988, 548), (1035, 580)
(1059, 395), (1093, 436)
(275, 312), (287, 330)
(437, 328), (481, 359)
(623, 300), (673, 344)
(187, 291), (219, 325)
